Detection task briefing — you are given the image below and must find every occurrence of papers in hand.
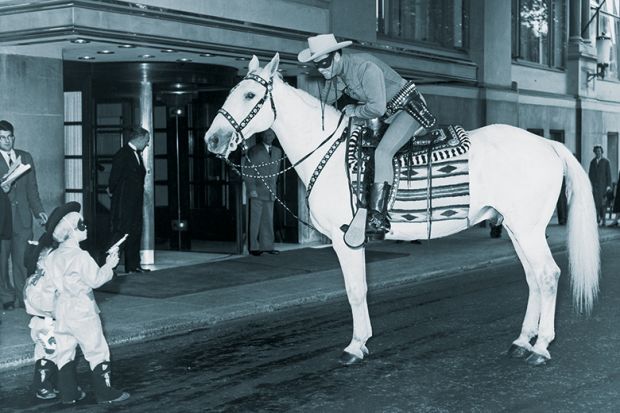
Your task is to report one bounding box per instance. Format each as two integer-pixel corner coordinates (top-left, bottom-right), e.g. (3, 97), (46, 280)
(1, 156), (31, 186)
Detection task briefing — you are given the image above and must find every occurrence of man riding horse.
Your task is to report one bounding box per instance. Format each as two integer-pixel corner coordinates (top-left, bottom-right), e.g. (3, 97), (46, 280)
(298, 33), (437, 236)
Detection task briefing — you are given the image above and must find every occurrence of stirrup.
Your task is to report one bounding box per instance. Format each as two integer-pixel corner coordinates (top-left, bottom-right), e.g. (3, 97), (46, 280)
(366, 210), (390, 235)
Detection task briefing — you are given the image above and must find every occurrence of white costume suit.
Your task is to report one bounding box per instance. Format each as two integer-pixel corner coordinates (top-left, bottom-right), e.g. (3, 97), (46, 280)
(24, 250), (58, 362)
(46, 238), (113, 370)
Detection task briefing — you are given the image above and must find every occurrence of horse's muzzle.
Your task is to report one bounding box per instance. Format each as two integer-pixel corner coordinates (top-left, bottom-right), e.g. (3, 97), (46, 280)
(205, 129), (233, 155)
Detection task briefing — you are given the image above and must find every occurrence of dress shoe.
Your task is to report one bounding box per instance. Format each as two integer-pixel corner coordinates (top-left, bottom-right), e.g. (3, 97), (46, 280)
(249, 250), (263, 256)
(2, 302), (14, 311)
(265, 250), (280, 255)
(129, 267), (151, 273)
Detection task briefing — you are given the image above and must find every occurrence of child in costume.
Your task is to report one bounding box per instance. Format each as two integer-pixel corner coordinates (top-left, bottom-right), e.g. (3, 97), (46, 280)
(44, 201), (129, 404)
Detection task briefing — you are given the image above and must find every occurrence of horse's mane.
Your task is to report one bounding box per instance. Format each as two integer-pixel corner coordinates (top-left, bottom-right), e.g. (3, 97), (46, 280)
(282, 80), (341, 119)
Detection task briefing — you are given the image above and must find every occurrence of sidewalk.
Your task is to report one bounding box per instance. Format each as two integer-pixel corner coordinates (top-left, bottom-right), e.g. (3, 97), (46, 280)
(2, 224), (619, 371)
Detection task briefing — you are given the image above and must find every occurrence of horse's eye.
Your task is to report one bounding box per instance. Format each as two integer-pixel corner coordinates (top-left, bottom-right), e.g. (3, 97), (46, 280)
(245, 92), (256, 100)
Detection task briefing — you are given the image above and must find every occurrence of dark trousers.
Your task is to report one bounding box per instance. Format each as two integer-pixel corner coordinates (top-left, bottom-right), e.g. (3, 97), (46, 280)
(112, 219), (142, 271)
(556, 179), (567, 224)
(593, 190), (606, 223)
(0, 230), (31, 305)
(248, 198), (274, 252)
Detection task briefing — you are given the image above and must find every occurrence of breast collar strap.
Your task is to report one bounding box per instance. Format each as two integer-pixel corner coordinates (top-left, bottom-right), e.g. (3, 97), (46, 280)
(217, 73), (277, 151)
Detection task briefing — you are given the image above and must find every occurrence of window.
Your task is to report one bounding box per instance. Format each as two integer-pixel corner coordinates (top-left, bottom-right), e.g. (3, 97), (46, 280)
(527, 128), (544, 137)
(64, 91), (83, 206)
(376, 0), (469, 49)
(512, 0), (567, 68)
(549, 129), (564, 143)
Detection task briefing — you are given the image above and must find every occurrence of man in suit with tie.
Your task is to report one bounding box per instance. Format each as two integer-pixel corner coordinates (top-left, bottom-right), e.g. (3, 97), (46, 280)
(0, 120), (47, 309)
(243, 129), (282, 256)
(108, 126), (150, 273)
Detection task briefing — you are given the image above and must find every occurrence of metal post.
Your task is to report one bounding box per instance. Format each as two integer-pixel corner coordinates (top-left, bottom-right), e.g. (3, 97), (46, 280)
(138, 78), (155, 265)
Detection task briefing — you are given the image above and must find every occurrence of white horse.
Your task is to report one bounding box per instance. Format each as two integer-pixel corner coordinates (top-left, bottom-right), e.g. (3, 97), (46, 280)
(204, 54), (600, 366)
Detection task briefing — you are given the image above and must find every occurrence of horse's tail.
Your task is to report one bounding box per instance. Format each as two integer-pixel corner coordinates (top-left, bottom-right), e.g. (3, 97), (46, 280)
(553, 142), (600, 315)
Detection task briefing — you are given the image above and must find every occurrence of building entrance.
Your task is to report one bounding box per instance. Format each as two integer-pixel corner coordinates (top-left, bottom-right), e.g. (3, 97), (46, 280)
(64, 62), (262, 256)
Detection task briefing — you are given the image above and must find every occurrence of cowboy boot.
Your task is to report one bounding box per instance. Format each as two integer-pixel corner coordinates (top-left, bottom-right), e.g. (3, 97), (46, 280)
(366, 182), (391, 238)
(91, 362), (130, 404)
(57, 360), (86, 405)
(33, 359), (58, 400)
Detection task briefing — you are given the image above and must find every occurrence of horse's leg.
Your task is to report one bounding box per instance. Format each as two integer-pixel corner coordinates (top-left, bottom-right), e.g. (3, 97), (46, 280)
(507, 227), (560, 365)
(505, 226), (540, 358)
(525, 238), (560, 366)
(332, 234), (372, 365)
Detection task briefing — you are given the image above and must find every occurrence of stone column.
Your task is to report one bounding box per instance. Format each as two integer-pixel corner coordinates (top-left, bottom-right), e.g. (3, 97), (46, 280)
(569, 0), (582, 40)
(582, 0), (593, 41)
(137, 78), (155, 265)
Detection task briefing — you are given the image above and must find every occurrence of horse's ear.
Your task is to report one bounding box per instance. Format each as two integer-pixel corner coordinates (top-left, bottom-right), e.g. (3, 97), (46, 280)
(264, 53), (280, 79)
(248, 55), (260, 73)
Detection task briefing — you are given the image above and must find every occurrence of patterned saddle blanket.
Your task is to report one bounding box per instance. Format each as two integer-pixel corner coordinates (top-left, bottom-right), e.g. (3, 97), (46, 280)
(347, 124), (471, 228)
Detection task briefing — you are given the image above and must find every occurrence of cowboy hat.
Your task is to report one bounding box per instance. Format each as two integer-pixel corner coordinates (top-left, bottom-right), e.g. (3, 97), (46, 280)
(46, 201), (81, 234)
(298, 34), (352, 63)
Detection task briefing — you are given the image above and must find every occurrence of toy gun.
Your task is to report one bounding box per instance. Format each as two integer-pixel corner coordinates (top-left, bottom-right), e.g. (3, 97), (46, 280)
(107, 234), (128, 254)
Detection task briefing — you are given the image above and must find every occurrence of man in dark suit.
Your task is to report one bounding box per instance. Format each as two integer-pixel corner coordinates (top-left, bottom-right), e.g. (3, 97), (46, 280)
(0, 120), (47, 309)
(588, 145), (611, 226)
(0, 179), (12, 310)
(243, 129), (282, 256)
(108, 126), (150, 273)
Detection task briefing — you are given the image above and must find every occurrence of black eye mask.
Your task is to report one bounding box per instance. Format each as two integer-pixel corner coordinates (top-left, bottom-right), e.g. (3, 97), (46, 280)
(313, 53), (334, 69)
(77, 219), (87, 231)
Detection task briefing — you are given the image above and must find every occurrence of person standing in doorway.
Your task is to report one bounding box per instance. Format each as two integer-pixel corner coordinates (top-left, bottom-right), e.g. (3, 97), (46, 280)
(588, 145), (611, 226)
(243, 129), (282, 256)
(0, 120), (47, 309)
(108, 126), (150, 273)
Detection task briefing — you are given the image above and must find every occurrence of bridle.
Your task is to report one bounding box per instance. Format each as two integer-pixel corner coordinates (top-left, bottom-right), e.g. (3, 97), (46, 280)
(214, 71), (347, 231)
(217, 73), (277, 152)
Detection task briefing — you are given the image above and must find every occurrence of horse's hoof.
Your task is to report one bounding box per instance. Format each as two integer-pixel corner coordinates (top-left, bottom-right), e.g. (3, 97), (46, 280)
(507, 344), (530, 359)
(525, 352), (549, 366)
(339, 351), (363, 366)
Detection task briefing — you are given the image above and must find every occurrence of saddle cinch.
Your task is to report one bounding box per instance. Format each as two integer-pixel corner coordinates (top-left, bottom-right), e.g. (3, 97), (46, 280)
(343, 119), (472, 246)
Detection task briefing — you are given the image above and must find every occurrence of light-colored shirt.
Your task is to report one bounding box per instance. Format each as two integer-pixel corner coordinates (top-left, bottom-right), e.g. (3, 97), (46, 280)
(128, 142), (142, 165)
(0, 149), (16, 167)
(310, 52), (407, 119)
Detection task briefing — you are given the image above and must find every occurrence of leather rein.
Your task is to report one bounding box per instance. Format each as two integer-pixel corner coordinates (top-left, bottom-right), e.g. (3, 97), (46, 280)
(216, 72), (347, 231)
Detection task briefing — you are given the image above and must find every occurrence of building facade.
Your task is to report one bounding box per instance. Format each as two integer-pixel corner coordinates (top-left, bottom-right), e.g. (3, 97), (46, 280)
(0, 0), (618, 258)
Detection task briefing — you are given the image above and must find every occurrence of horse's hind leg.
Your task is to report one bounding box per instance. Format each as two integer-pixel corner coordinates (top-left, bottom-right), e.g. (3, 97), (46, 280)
(332, 235), (372, 365)
(506, 230), (539, 358)
(505, 227), (560, 365)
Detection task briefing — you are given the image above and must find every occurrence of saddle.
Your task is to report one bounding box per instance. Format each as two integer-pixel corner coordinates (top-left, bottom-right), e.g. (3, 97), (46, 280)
(343, 121), (471, 246)
(348, 122), (470, 204)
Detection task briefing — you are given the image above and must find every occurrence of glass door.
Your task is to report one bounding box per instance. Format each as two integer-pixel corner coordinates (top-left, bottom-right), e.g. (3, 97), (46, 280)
(88, 100), (134, 255)
(154, 90), (244, 254)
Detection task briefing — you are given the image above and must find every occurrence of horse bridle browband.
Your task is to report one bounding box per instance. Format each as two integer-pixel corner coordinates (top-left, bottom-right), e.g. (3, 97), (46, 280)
(217, 73), (277, 150)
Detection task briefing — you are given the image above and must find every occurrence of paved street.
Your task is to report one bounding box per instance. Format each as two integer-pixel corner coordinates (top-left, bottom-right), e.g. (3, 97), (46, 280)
(1, 240), (618, 412)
